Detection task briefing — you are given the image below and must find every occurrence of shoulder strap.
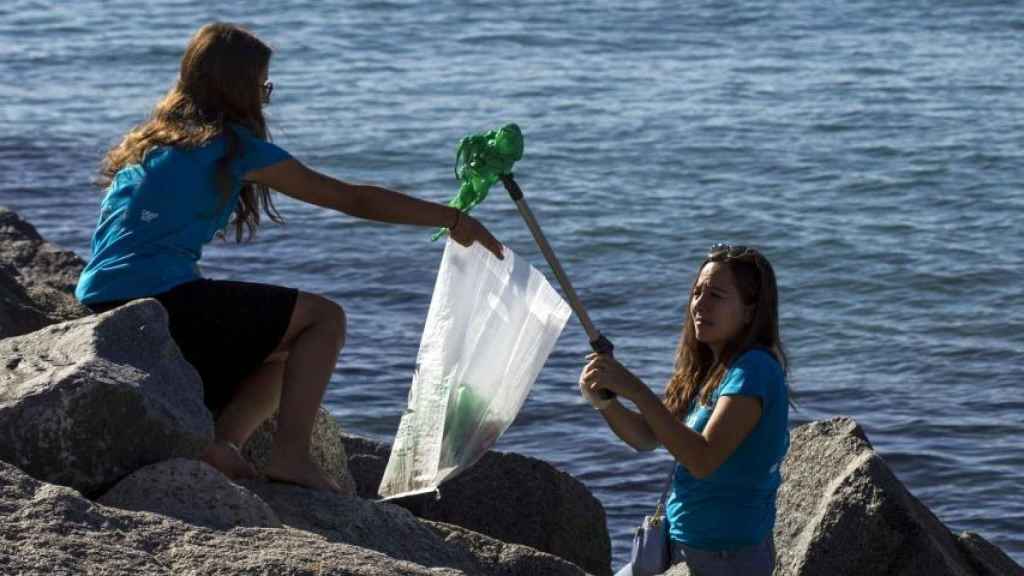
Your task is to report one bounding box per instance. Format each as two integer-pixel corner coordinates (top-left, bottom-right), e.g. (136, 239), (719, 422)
(652, 463), (676, 516)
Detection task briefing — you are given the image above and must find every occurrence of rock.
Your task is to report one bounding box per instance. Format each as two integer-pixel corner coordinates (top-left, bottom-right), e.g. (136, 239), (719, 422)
(98, 458), (281, 529)
(341, 433), (612, 576)
(242, 407), (357, 497)
(240, 479), (480, 573)
(774, 417), (1019, 576)
(240, 479), (589, 576)
(956, 532), (1024, 576)
(339, 431), (391, 499)
(1, 458), (579, 576)
(0, 207), (89, 339)
(427, 520), (589, 576)
(0, 300), (213, 495)
(662, 563), (693, 576)
(0, 459), (467, 575)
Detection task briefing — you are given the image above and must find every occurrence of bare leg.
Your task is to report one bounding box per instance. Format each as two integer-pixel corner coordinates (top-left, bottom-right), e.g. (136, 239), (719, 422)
(217, 357), (286, 444)
(263, 293), (346, 492)
(201, 358), (287, 480)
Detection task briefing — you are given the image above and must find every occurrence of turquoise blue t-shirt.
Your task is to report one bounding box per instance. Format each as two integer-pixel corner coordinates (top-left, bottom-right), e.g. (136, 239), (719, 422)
(665, 347), (789, 551)
(75, 125), (291, 304)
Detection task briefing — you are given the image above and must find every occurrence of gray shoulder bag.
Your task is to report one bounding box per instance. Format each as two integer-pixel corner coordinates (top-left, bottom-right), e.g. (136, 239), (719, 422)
(629, 464), (676, 576)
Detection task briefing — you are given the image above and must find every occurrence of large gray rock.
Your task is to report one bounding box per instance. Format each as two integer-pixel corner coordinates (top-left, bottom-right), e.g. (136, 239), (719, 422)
(774, 417), (1021, 576)
(0, 206), (88, 339)
(956, 531), (1024, 576)
(98, 458), (281, 529)
(341, 433), (612, 576)
(427, 520), (589, 576)
(662, 418), (1022, 576)
(0, 459), (467, 575)
(0, 300), (213, 495)
(241, 478), (587, 576)
(243, 406), (357, 497)
(242, 479), (480, 573)
(340, 431), (392, 499)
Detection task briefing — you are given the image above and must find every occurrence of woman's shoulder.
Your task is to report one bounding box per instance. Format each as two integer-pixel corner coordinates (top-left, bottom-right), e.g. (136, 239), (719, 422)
(731, 347), (785, 383)
(223, 122), (270, 144)
(736, 346), (781, 366)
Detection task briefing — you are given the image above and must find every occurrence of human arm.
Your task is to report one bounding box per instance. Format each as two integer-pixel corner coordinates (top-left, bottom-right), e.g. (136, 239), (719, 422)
(581, 353), (763, 479)
(245, 158), (503, 258)
(580, 373), (660, 451)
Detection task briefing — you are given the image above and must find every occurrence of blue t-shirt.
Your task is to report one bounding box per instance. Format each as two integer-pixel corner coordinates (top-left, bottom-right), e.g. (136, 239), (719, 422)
(75, 125), (291, 304)
(665, 347), (789, 551)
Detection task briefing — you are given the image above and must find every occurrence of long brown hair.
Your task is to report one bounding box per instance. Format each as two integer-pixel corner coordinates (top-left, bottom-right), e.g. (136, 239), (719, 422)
(663, 246), (788, 417)
(100, 22), (283, 241)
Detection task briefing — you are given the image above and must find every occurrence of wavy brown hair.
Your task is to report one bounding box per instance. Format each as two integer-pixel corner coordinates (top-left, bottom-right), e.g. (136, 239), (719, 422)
(663, 246), (788, 418)
(100, 22), (283, 241)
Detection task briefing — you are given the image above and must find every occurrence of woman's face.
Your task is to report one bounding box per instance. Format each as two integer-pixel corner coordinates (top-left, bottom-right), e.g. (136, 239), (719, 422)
(689, 261), (751, 359)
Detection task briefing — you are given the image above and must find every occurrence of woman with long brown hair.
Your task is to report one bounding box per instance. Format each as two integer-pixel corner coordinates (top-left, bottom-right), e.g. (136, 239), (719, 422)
(580, 245), (789, 575)
(75, 22), (503, 493)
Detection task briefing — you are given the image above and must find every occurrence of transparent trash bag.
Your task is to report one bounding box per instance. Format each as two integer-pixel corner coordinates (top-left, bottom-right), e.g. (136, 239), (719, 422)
(378, 239), (571, 499)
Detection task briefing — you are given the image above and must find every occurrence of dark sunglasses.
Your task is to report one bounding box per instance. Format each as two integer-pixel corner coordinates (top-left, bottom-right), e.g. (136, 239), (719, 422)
(708, 243), (758, 259)
(261, 81), (274, 104)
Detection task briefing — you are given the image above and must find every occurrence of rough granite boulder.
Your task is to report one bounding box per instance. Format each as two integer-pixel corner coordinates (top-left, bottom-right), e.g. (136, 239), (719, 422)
(341, 432), (612, 576)
(956, 531), (1024, 576)
(243, 407), (357, 497)
(0, 459), (468, 576)
(0, 206), (88, 339)
(240, 479), (587, 576)
(98, 458), (281, 529)
(0, 300), (214, 495)
(774, 417), (1021, 576)
(662, 418), (1022, 576)
(1, 459), (585, 575)
(426, 520), (590, 576)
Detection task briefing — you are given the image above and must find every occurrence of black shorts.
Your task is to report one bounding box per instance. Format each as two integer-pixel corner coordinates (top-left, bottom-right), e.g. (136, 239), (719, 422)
(87, 279), (299, 416)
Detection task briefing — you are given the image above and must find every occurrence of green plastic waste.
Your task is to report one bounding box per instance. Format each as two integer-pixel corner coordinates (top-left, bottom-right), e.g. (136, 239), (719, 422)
(440, 383), (502, 466)
(432, 123), (524, 240)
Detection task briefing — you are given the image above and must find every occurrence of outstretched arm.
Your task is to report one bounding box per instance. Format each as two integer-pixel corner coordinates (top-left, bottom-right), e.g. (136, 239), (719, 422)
(245, 158), (504, 258)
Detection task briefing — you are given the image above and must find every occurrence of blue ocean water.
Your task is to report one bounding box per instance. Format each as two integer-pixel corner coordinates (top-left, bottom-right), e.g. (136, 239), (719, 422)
(1, 0), (1021, 567)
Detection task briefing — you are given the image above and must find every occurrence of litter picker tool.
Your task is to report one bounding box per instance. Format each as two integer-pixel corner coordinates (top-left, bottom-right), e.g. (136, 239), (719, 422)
(436, 123), (616, 399)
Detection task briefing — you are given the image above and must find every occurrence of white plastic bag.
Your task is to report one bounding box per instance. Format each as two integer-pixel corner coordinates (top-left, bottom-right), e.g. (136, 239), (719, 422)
(378, 239), (571, 499)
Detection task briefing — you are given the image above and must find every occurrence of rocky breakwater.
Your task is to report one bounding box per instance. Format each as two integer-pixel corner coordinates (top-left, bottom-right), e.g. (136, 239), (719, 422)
(0, 206), (610, 575)
(1, 206), (1020, 576)
(0, 298), (605, 575)
(0, 207), (89, 339)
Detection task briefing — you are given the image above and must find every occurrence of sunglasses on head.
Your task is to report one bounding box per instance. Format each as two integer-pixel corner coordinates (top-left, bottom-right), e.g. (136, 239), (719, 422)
(708, 243), (758, 259)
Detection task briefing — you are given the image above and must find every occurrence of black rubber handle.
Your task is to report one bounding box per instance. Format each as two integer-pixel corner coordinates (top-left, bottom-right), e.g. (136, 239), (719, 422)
(589, 334), (617, 400)
(500, 173), (524, 200)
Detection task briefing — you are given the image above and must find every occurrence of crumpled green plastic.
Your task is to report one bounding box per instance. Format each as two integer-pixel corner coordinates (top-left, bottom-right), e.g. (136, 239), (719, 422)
(432, 123), (524, 240)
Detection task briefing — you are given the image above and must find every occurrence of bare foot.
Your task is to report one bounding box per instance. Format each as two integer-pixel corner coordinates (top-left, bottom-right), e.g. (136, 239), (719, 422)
(201, 440), (258, 480)
(264, 451), (343, 494)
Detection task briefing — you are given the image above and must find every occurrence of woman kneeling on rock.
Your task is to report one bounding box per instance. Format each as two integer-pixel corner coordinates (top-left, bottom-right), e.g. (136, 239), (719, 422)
(580, 245), (789, 575)
(74, 22), (503, 493)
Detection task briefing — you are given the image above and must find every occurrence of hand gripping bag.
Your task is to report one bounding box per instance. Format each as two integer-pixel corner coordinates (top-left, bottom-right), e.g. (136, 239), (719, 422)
(378, 239), (570, 499)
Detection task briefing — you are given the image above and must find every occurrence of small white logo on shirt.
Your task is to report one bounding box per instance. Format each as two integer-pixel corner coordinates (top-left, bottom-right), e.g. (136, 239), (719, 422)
(140, 210), (160, 223)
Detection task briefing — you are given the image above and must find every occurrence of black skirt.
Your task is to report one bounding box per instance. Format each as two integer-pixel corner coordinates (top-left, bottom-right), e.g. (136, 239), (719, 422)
(86, 278), (299, 416)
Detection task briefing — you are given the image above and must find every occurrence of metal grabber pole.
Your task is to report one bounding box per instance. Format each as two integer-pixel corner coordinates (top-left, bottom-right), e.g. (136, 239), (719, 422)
(499, 174), (616, 399)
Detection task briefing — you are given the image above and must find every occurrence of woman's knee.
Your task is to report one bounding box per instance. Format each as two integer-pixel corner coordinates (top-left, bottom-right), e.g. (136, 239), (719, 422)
(322, 299), (346, 349)
(277, 292), (347, 353)
(304, 293), (346, 348)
